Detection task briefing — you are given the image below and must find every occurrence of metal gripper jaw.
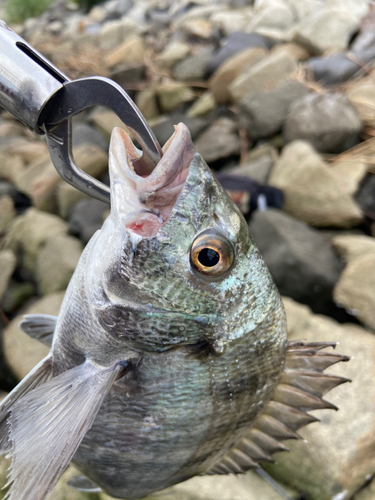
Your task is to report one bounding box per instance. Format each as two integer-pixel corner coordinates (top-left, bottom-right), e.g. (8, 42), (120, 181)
(0, 21), (162, 204)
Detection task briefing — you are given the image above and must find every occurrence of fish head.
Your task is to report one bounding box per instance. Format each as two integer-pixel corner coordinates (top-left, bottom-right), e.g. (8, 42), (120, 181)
(87, 123), (285, 353)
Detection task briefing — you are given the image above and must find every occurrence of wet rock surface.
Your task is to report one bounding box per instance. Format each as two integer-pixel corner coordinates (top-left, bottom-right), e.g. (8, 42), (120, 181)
(1, 0), (375, 499)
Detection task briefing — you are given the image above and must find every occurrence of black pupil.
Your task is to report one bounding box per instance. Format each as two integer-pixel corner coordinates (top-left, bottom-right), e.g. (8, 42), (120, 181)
(198, 248), (220, 267)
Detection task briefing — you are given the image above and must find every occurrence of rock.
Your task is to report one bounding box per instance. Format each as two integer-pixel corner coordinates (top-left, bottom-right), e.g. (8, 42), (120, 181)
(332, 235), (375, 330)
(179, 18), (213, 39)
(57, 183), (90, 220)
(307, 51), (375, 85)
(1, 281), (35, 315)
(249, 209), (342, 307)
(354, 478), (375, 500)
(249, 1), (295, 33)
(294, 8), (360, 55)
(0, 250), (16, 302)
(332, 234), (375, 262)
(210, 9), (254, 36)
(0, 181), (31, 211)
(136, 88), (158, 121)
(52, 465), (101, 500)
(89, 109), (124, 140)
(209, 47), (266, 104)
(3, 292), (64, 380)
(326, 0), (369, 21)
(157, 41), (190, 68)
(265, 297), (375, 500)
(1, 138), (48, 164)
(0, 153), (24, 184)
(225, 144), (277, 184)
(102, 470), (296, 500)
(104, 35), (145, 68)
(151, 115), (209, 146)
(71, 143), (108, 180)
(72, 122), (108, 151)
(110, 62), (145, 89)
(268, 141), (363, 227)
(355, 174), (375, 218)
(347, 79), (375, 128)
(3, 208), (68, 279)
(0, 195), (16, 234)
(351, 29), (375, 52)
(69, 198), (109, 244)
(229, 52), (298, 102)
(187, 92), (215, 117)
(156, 82), (194, 113)
(173, 51), (211, 81)
(206, 31), (270, 75)
(98, 19), (126, 51)
(36, 235), (83, 296)
(271, 42), (310, 61)
(328, 159), (367, 196)
(194, 118), (241, 163)
(98, 18), (140, 51)
(239, 80), (309, 140)
(284, 93), (362, 154)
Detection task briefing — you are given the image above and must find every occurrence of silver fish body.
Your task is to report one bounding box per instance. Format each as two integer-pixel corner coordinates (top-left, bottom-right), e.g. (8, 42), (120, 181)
(0, 123), (347, 500)
(52, 133), (287, 498)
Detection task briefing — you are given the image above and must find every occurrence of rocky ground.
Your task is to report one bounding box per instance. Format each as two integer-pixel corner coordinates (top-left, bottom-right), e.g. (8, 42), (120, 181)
(1, 0), (375, 499)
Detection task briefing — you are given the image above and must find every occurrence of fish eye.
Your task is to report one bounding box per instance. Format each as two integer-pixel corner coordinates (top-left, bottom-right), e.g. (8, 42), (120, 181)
(190, 230), (235, 277)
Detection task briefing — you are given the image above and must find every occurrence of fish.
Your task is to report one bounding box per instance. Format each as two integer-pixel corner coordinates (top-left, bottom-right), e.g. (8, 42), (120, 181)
(0, 123), (349, 500)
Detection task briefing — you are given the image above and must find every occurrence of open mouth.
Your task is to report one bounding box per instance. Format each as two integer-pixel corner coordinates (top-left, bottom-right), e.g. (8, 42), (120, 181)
(109, 122), (196, 238)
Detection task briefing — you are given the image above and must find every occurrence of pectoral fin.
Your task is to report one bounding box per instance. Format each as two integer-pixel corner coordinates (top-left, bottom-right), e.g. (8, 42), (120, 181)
(5, 360), (122, 500)
(0, 356), (53, 454)
(19, 315), (57, 348)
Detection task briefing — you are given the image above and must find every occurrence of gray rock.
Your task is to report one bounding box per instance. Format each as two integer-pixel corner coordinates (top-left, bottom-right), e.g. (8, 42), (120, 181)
(206, 31), (271, 75)
(1, 281), (35, 315)
(110, 62), (145, 89)
(152, 115), (209, 146)
(173, 51), (212, 81)
(351, 29), (375, 52)
(266, 297), (375, 500)
(72, 123), (108, 151)
(355, 174), (375, 219)
(294, 8), (360, 54)
(194, 118), (241, 163)
(347, 79), (375, 128)
(307, 50), (375, 85)
(36, 235), (83, 296)
(249, 209), (342, 307)
(284, 92), (362, 153)
(0, 250), (16, 302)
(226, 155), (274, 185)
(69, 198), (109, 245)
(239, 80), (309, 140)
(3, 208), (68, 279)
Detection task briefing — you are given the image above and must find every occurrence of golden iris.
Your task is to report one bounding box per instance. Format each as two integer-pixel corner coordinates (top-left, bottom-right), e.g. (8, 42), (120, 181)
(190, 230), (235, 277)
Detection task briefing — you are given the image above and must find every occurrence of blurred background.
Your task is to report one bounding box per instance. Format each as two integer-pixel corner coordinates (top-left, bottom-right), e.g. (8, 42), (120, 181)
(0, 0), (375, 499)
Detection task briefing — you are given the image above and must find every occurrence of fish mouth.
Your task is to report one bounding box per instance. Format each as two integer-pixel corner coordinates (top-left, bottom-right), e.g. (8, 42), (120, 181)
(109, 122), (196, 238)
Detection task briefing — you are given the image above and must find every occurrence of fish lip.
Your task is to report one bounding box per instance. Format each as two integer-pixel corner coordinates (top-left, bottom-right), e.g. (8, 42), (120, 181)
(109, 123), (195, 238)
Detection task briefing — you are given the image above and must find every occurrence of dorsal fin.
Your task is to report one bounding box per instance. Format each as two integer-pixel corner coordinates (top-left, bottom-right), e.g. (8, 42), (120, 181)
(204, 341), (349, 475)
